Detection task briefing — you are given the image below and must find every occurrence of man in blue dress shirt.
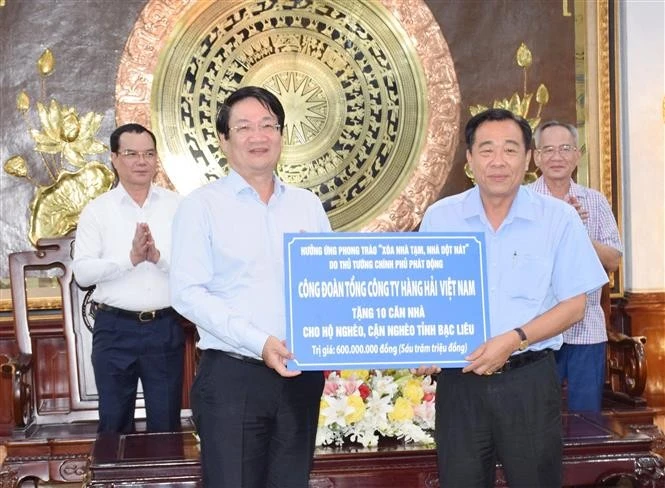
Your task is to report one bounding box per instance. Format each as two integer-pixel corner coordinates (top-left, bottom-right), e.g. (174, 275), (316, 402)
(417, 109), (608, 488)
(170, 86), (332, 488)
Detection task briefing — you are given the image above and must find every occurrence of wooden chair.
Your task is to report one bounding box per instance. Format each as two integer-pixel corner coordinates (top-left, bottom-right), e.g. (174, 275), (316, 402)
(603, 284), (648, 407)
(6, 234), (199, 429)
(7, 235), (104, 427)
(2, 236), (197, 485)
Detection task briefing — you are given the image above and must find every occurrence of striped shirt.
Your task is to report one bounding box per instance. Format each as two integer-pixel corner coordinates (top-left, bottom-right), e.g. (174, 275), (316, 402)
(529, 177), (623, 344)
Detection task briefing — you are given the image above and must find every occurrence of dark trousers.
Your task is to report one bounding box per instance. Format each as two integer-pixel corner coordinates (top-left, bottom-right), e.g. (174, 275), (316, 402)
(555, 342), (607, 412)
(192, 350), (324, 488)
(435, 352), (562, 488)
(91, 308), (185, 433)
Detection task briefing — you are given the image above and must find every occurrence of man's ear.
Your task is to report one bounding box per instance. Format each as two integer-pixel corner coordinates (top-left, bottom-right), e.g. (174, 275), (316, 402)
(572, 150), (581, 170)
(533, 149), (542, 169)
(218, 134), (228, 155)
(110, 152), (118, 171)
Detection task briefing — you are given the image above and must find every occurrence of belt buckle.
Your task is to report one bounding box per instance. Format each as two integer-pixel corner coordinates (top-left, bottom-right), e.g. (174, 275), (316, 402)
(138, 310), (156, 322)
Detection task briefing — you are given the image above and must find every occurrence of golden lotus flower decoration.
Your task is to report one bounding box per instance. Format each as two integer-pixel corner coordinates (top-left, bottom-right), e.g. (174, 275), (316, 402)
(16, 91), (30, 113)
(466, 42), (545, 184)
(29, 163), (114, 245)
(4, 156), (29, 179)
(3, 48), (113, 246)
(37, 48), (55, 77)
(31, 100), (107, 167)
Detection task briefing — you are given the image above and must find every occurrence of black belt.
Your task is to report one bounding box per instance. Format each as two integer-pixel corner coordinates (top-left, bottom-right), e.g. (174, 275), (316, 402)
(94, 302), (176, 323)
(492, 348), (552, 374)
(205, 349), (265, 366)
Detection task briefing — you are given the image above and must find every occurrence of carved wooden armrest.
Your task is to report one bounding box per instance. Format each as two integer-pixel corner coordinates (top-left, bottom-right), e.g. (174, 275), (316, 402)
(0, 352), (33, 428)
(606, 329), (647, 397)
(0, 466), (19, 488)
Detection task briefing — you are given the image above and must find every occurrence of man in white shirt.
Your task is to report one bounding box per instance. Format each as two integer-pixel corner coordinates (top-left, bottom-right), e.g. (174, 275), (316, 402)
(73, 123), (184, 434)
(170, 86), (332, 488)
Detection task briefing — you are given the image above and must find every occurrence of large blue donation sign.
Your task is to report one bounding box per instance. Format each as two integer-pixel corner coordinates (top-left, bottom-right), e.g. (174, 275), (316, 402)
(284, 233), (490, 370)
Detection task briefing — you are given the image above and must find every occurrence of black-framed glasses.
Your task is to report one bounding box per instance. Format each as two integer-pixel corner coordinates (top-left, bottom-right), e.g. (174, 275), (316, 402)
(537, 144), (577, 159)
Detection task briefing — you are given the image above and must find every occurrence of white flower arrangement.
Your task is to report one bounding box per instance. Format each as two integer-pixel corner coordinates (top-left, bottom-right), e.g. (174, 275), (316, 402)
(316, 369), (436, 448)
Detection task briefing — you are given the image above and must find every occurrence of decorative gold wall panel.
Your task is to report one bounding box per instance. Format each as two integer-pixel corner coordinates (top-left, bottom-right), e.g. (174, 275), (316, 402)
(0, 0), (624, 306)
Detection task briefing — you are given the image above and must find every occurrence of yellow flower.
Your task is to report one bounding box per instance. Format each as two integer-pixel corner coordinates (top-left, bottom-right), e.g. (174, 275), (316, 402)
(345, 394), (365, 424)
(318, 398), (329, 427)
(402, 379), (424, 405)
(388, 397), (414, 422)
(340, 369), (370, 381)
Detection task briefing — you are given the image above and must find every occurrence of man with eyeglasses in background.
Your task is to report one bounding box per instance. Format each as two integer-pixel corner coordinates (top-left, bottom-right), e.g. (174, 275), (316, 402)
(530, 120), (623, 413)
(170, 86), (332, 488)
(73, 123), (185, 434)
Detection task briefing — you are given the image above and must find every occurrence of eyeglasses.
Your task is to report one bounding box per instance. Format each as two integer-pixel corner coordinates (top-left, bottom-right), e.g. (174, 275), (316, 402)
(117, 149), (157, 161)
(229, 122), (281, 137)
(537, 144), (577, 159)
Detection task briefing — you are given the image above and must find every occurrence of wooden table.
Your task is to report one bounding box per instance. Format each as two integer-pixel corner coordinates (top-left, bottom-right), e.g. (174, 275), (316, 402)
(82, 413), (665, 488)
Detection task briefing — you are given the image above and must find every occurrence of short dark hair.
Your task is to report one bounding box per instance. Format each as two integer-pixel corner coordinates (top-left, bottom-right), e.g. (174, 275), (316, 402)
(465, 108), (532, 152)
(110, 123), (156, 153)
(215, 86), (285, 138)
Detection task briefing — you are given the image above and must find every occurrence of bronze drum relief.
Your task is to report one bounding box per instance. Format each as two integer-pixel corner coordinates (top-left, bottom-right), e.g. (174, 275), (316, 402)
(116, 0), (460, 231)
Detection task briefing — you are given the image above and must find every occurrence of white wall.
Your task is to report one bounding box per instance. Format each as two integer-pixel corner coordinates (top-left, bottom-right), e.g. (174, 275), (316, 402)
(620, 0), (665, 292)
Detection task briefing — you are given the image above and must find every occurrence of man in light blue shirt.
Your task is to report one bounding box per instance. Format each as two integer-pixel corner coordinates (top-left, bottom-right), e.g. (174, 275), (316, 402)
(417, 109), (608, 488)
(170, 86), (331, 488)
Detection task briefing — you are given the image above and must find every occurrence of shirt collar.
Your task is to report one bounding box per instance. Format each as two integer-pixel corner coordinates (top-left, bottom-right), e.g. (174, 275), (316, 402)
(568, 179), (588, 199)
(115, 182), (159, 207)
(461, 185), (538, 225)
(532, 176), (586, 200)
(227, 169), (285, 198)
(510, 186), (540, 222)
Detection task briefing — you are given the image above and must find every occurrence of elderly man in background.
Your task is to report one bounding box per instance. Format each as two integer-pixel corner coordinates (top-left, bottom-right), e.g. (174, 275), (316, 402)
(530, 120), (623, 412)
